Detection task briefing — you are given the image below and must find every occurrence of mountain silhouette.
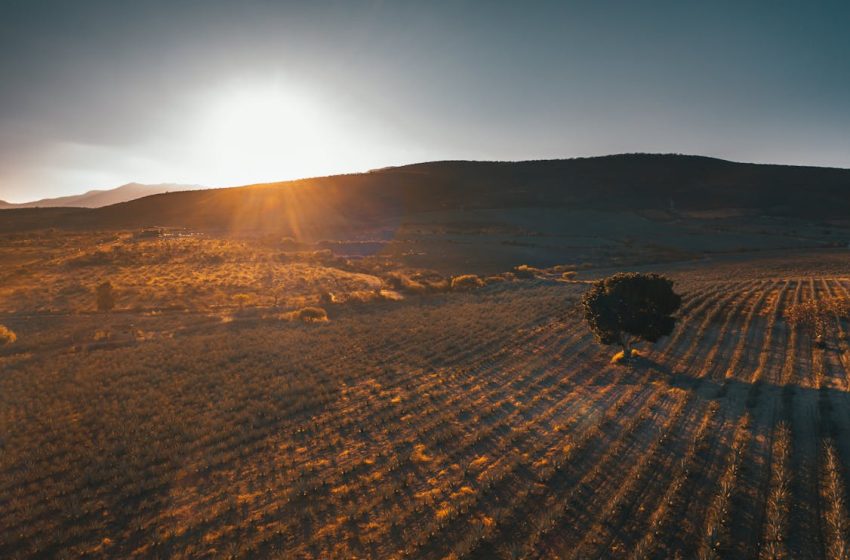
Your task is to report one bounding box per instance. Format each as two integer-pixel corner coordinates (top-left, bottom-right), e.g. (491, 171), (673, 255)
(0, 182), (205, 209)
(1, 154), (848, 235)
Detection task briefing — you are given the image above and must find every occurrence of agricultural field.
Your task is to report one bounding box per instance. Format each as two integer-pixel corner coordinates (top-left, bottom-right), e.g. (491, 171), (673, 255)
(2, 233), (850, 559)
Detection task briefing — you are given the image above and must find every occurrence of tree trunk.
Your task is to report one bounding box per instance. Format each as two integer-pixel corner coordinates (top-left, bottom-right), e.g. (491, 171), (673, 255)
(619, 333), (632, 361)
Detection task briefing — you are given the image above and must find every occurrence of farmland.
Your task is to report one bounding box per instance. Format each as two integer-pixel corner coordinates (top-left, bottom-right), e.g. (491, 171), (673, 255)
(1, 229), (850, 559)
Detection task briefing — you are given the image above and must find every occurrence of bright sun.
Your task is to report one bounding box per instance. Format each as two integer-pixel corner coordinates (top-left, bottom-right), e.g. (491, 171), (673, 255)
(195, 83), (338, 185)
(178, 80), (418, 188)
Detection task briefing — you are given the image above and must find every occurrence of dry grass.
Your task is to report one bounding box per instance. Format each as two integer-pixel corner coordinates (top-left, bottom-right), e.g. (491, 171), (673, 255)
(450, 274), (485, 291)
(0, 324), (15, 345)
(610, 349), (643, 364)
(2, 234), (850, 559)
(295, 306), (329, 323)
(821, 442), (849, 560)
(0, 232), (492, 315)
(760, 422), (791, 560)
(512, 264), (542, 279)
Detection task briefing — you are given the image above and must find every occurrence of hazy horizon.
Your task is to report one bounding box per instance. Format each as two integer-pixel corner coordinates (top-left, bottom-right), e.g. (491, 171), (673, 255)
(7, 151), (850, 205)
(2, 0), (849, 202)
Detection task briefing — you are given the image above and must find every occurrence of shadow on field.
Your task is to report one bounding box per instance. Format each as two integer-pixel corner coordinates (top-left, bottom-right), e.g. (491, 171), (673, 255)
(619, 353), (848, 557)
(626, 354), (844, 440)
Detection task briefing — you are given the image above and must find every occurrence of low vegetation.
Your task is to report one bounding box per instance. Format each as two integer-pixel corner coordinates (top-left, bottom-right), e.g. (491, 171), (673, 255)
(2, 232), (850, 559)
(512, 264), (541, 279)
(0, 324), (15, 345)
(785, 296), (850, 347)
(450, 274), (485, 291)
(295, 306), (329, 323)
(96, 280), (116, 312)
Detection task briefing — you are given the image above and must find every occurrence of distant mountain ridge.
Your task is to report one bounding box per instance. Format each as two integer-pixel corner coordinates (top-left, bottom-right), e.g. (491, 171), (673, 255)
(0, 183), (205, 209)
(1, 154), (849, 234)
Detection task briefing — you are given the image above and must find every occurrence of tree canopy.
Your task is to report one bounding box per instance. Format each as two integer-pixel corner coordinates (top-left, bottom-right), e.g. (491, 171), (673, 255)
(582, 272), (681, 360)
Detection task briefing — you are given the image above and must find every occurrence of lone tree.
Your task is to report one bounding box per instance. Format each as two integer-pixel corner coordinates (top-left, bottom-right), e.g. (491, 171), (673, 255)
(582, 272), (682, 362)
(96, 281), (115, 313)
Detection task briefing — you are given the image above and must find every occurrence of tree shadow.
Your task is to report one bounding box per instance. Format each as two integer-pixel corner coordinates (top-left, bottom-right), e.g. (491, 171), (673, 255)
(622, 353), (845, 439)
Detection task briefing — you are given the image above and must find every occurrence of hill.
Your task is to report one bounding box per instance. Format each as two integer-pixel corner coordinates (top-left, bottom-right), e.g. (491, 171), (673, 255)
(0, 182), (205, 209)
(1, 154), (848, 236)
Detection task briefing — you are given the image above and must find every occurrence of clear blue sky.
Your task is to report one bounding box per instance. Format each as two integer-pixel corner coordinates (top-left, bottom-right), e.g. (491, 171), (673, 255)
(1, 0), (849, 202)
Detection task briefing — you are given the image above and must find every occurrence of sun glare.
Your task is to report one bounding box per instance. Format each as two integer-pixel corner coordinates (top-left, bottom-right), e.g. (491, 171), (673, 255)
(167, 80), (426, 189)
(195, 84), (337, 185)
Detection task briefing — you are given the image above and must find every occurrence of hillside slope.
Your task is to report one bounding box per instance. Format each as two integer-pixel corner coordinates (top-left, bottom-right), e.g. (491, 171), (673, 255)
(1, 154), (848, 235)
(0, 183), (204, 209)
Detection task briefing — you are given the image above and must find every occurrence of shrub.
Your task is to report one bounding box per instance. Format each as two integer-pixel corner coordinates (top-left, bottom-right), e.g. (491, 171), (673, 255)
(93, 329), (111, 341)
(410, 272), (450, 293)
(450, 275), (485, 291)
(297, 307), (328, 323)
(424, 278), (451, 292)
(385, 272), (428, 294)
(785, 297), (850, 347)
(512, 265), (541, 279)
(343, 290), (386, 304)
(0, 325), (16, 346)
(96, 281), (116, 312)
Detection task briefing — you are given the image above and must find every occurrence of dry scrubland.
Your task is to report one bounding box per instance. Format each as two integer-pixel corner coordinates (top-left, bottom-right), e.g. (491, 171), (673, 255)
(0, 230), (574, 317)
(2, 232), (850, 559)
(0, 231), (388, 314)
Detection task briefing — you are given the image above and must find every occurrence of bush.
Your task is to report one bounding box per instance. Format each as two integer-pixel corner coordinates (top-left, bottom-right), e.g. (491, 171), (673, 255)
(297, 307), (328, 323)
(424, 279), (451, 292)
(343, 290), (386, 304)
(512, 265), (541, 279)
(96, 281), (116, 312)
(785, 296), (850, 347)
(0, 325), (16, 346)
(412, 272), (450, 292)
(385, 272), (428, 294)
(276, 307), (329, 323)
(93, 329), (111, 341)
(450, 274), (485, 291)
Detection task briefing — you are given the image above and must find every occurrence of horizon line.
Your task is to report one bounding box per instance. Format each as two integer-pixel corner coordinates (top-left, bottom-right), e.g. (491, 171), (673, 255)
(3, 151), (849, 205)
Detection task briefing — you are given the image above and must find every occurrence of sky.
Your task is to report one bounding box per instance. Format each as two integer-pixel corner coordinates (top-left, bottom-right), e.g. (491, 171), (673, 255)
(1, 0), (849, 202)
